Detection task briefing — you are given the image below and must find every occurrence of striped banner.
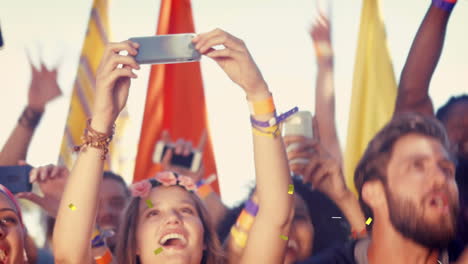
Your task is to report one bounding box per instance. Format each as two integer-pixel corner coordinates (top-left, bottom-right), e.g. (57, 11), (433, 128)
(59, 0), (128, 173)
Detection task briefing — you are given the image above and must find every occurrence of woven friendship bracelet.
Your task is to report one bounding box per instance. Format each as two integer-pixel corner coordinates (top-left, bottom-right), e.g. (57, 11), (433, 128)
(250, 106), (299, 128)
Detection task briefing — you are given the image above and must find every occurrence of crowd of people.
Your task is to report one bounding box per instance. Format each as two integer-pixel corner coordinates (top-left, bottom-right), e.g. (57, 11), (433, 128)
(0, 0), (467, 263)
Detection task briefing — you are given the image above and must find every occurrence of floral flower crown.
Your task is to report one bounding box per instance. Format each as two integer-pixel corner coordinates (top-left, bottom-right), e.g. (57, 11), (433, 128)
(130, 171), (197, 198)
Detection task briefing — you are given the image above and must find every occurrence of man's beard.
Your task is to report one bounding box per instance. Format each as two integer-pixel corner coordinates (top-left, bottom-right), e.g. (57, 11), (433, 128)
(384, 185), (459, 249)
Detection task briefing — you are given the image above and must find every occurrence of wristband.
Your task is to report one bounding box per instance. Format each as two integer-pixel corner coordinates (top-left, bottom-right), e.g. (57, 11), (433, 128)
(244, 199), (259, 216)
(236, 210), (255, 231)
(314, 41), (333, 57)
(432, 0), (457, 11)
(94, 248), (112, 264)
(350, 228), (367, 240)
(252, 125), (280, 138)
(18, 107), (43, 129)
(230, 226), (248, 248)
(250, 107), (299, 128)
(248, 94), (275, 115)
(196, 183), (213, 199)
(196, 174), (217, 188)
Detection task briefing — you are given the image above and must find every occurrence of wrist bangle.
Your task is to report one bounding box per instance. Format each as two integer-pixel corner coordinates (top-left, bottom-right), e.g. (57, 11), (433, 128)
(432, 0), (457, 11)
(94, 248), (112, 264)
(230, 226), (248, 248)
(248, 94), (275, 115)
(250, 107), (298, 128)
(244, 199), (259, 216)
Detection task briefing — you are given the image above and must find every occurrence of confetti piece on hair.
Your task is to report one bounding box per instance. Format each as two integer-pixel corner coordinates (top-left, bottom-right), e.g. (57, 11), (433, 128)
(68, 203), (76, 211)
(288, 184), (294, 195)
(154, 247), (163, 255)
(332, 216), (342, 219)
(366, 217), (372, 225)
(280, 235), (289, 241)
(146, 199), (153, 208)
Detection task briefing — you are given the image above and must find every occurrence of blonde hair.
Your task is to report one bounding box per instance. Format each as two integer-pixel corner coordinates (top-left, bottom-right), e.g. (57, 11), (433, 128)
(115, 185), (225, 264)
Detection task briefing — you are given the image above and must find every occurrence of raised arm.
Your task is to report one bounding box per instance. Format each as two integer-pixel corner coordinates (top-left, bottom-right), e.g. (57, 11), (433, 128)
(53, 41), (140, 264)
(395, 1), (457, 116)
(0, 59), (61, 165)
(193, 29), (294, 264)
(311, 13), (342, 164)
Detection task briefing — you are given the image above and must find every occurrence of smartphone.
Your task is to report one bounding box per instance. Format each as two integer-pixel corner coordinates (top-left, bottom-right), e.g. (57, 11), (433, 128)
(283, 111), (314, 165)
(129, 33), (201, 65)
(0, 165), (33, 194)
(152, 141), (202, 172)
(282, 111), (314, 138)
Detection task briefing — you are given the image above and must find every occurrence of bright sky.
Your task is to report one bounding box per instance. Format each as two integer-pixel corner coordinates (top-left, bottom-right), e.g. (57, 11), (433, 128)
(0, 0), (467, 242)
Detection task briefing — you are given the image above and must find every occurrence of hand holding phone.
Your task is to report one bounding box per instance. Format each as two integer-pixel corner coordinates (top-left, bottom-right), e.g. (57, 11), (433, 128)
(153, 131), (206, 175)
(129, 33), (201, 65)
(0, 165), (33, 194)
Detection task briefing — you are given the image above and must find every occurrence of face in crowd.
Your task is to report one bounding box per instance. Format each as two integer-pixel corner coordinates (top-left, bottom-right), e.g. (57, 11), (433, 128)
(358, 114), (460, 249)
(284, 194), (314, 264)
(96, 177), (129, 249)
(0, 191), (26, 264)
(115, 183), (224, 264)
(439, 99), (468, 160)
(383, 133), (459, 248)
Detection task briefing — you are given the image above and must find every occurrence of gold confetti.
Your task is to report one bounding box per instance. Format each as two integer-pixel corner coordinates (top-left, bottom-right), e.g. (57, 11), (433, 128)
(154, 247), (163, 255)
(280, 234), (288, 241)
(68, 203), (76, 211)
(366, 217), (372, 225)
(288, 184), (294, 195)
(146, 199), (153, 208)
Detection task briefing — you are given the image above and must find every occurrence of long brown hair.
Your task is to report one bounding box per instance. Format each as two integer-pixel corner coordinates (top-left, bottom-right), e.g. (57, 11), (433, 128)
(115, 185), (225, 264)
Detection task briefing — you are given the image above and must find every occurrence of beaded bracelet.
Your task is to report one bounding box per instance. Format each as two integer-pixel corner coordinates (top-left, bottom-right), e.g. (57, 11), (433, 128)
(250, 107), (298, 128)
(432, 0), (457, 11)
(94, 248), (113, 264)
(74, 119), (115, 160)
(230, 226), (248, 248)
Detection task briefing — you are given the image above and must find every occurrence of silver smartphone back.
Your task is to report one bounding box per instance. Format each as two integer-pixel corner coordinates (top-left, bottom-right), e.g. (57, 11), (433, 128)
(129, 33), (201, 65)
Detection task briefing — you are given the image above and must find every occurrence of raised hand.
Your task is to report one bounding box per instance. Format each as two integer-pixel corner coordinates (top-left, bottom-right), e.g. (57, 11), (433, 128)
(159, 131), (205, 183)
(310, 13), (333, 66)
(192, 29), (269, 98)
(26, 51), (62, 111)
(16, 162), (69, 218)
(93, 41), (140, 131)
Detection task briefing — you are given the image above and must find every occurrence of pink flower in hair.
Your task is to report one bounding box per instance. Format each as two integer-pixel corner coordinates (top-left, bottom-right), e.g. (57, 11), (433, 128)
(155, 171), (177, 186)
(177, 175), (196, 191)
(130, 180), (152, 198)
